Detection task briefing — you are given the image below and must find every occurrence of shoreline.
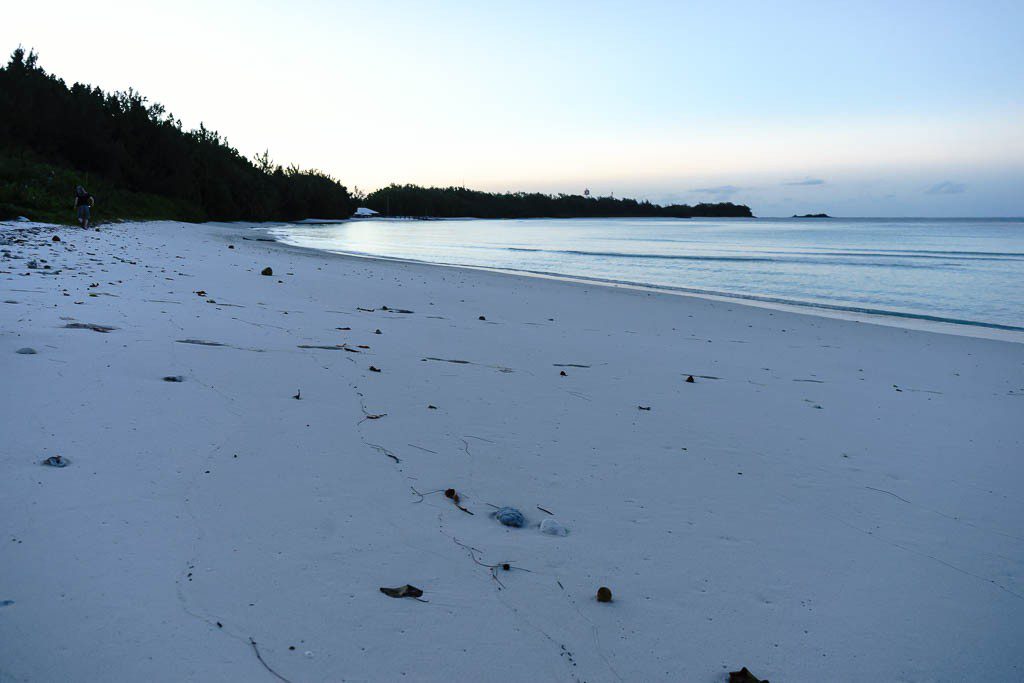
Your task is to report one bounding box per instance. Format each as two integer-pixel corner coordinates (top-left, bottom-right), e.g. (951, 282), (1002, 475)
(3, 219), (1022, 681)
(261, 224), (1024, 343)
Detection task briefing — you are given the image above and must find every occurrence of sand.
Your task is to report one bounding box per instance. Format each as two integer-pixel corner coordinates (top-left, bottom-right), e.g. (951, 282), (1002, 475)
(2, 219), (1022, 682)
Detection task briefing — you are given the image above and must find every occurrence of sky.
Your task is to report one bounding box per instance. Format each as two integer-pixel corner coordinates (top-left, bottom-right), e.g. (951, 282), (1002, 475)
(4, 0), (1023, 216)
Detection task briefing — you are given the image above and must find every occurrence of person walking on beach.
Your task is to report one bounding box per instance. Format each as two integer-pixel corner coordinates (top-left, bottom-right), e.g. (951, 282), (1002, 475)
(74, 185), (94, 229)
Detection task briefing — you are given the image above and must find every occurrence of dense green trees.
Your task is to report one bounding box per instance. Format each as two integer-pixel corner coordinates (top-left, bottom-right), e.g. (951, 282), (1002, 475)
(0, 48), (355, 222)
(365, 184), (752, 219)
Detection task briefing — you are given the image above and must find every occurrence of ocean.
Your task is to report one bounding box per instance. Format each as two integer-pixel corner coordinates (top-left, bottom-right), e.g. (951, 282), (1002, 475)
(270, 217), (1024, 332)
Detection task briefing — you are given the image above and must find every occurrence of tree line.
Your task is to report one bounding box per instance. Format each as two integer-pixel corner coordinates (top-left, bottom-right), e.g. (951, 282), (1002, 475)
(1, 47), (752, 223)
(364, 184), (752, 219)
(0, 48), (355, 222)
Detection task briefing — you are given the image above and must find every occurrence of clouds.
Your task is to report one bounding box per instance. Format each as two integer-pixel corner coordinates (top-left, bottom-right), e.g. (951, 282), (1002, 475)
(784, 178), (826, 186)
(691, 184), (743, 199)
(926, 181), (967, 195)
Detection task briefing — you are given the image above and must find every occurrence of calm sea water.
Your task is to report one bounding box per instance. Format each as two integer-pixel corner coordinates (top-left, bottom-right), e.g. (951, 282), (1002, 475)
(270, 217), (1024, 332)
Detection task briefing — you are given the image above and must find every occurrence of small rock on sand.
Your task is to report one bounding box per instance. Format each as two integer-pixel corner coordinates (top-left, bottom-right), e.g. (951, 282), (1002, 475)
(539, 518), (569, 536)
(379, 584), (423, 599)
(16, 347), (37, 354)
(728, 667), (768, 683)
(261, 267), (273, 276)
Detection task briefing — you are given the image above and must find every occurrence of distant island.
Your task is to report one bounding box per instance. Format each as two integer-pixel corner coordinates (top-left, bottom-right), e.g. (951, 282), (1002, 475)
(793, 213), (831, 218)
(0, 48), (752, 223)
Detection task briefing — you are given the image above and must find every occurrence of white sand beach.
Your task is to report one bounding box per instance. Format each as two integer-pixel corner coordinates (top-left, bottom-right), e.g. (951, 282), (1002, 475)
(2, 220), (1022, 682)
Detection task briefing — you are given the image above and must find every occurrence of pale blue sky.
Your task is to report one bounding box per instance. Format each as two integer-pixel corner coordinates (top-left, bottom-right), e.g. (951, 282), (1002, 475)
(5, 0), (1023, 215)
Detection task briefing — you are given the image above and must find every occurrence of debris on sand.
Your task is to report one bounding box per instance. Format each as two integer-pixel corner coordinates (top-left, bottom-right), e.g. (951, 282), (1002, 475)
(15, 347), (37, 355)
(64, 322), (116, 333)
(560, 370), (567, 376)
(596, 586), (613, 603)
(638, 405), (651, 411)
(42, 455), (69, 468)
(162, 375), (184, 382)
(539, 519), (569, 536)
(261, 267), (273, 276)
(293, 389), (302, 400)
(176, 339), (226, 346)
(379, 584), (424, 599)
(443, 488), (473, 514)
(494, 507), (525, 528)
(369, 365), (381, 373)
(729, 667), (768, 683)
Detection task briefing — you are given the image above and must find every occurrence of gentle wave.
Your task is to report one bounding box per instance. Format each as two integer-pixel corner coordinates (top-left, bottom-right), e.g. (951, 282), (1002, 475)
(504, 246), (1024, 262)
(503, 247), (981, 269)
(274, 242), (1024, 333)
(493, 267), (1024, 332)
(269, 216), (1024, 333)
